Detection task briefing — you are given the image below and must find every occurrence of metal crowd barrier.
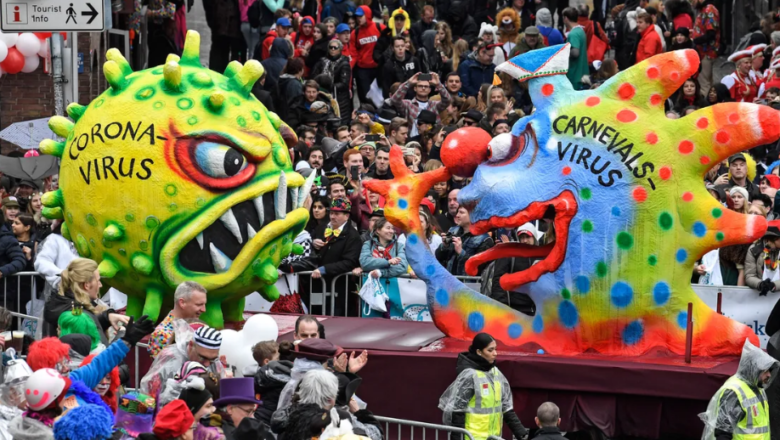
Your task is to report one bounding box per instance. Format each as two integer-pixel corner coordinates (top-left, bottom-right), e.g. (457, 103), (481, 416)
(375, 415), (476, 440)
(2, 271), (45, 332)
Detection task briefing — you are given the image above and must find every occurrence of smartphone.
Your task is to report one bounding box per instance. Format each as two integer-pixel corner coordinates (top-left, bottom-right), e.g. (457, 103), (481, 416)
(350, 165), (360, 181)
(365, 134), (380, 142)
(418, 73), (432, 81)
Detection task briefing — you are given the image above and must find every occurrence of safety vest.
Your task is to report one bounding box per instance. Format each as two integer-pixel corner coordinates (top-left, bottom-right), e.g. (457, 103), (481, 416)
(717, 376), (770, 440)
(465, 368), (503, 440)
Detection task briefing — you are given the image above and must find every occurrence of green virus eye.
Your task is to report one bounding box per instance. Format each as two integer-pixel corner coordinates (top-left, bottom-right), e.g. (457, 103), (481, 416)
(195, 142), (248, 178)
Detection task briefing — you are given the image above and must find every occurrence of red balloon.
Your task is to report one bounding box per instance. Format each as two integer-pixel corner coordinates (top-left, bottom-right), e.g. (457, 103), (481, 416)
(440, 127), (492, 177)
(0, 47), (25, 74)
(34, 32), (52, 40)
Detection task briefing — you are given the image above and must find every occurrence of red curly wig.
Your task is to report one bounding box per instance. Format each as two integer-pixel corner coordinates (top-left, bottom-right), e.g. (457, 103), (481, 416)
(27, 337), (70, 372)
(80, 354), (120, 413)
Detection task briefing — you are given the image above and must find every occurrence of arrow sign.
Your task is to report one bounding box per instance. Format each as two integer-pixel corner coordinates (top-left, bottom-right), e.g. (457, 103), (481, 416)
(81, 2), (98, 24)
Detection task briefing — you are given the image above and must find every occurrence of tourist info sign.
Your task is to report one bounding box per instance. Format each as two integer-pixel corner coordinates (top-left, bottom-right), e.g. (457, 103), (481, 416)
(1, 0), (104, 32)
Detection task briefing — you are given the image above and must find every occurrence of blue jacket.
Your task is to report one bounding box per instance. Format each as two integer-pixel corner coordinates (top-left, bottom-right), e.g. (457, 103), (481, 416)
(435, 226), (493, 276)
(537, 26), (564, 46)
(322, 0), (356, 23)
(456, 55), (495, 97)
(359, 235), (408, 278)
(69, 340), (129, 394)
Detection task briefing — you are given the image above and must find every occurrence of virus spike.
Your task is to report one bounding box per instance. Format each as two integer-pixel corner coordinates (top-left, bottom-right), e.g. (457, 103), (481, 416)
(292, 243), (304, 255)
(61, 223), (71, 241)
(254, 261), (278, 284)
(41, 207), (63, 220)
(268, 112), (283, 129)
(223, 61), (243, 79)
(192, 72), (213, 88)
(263, 284), (281, 301)
(103, 60), (128, 91)
(103, 224), (124, 241)
(166, 53), (181, 64)
(131, 253), (155, 275)
(163, 61), (183, 91)
(48, 116), (74, 139)
(601, 49), (698, 108)
(180, 30), (201, 67)
(142, 287), (164, 321)
(105, 48), (133, 76)
(231, 60), (264, 95)
(75, 235), (91, 257)
(41, 189), (63, 207)
(66, 103), (87, 122)
(208, 92), (225, 111)
(98, 257), (120, 278)
(39, 139), (65, 157)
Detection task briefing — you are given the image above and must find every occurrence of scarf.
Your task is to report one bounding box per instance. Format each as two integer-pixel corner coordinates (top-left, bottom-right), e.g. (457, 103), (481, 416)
(764, 247), (779, 270)
(372, 241), (395, 259)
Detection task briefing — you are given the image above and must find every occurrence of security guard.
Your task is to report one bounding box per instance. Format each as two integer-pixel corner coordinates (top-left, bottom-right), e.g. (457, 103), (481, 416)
(702, 339), (777, 440)
(439, 333), (528, 440)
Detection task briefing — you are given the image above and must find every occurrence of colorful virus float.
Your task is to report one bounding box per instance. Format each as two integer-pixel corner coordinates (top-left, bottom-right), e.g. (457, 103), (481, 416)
(39, 31), (317, 327)
(366, 44), (778, 356)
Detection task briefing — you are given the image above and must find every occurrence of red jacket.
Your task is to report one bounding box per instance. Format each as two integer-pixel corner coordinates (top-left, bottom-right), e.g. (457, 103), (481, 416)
(291, 16), (316, 58)
(350, 6), (385, 69)
(635, 25), (663, 63)
(260, 30), (278, 60)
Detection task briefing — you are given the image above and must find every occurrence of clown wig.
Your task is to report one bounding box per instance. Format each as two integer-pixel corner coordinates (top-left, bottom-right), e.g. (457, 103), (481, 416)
(80, 354), (120, 413)
(27, 337), (70, 372)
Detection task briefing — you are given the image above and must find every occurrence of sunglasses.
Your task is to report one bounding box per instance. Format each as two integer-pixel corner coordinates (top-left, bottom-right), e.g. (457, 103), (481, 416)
(463, 120), (477, 126)
(329, 46), (340, 50)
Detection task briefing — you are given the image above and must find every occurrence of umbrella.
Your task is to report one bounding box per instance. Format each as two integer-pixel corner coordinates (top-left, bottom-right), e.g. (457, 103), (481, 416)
(0, 118), (59, 150)
(0, 156), (59, 181)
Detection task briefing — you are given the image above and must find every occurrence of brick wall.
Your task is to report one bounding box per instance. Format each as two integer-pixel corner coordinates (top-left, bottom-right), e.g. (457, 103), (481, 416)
(0, 33), (105, 154)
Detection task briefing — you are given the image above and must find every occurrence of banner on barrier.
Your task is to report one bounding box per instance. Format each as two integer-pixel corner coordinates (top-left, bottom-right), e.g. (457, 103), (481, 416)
(361, 277), (479, 321)
(693, 285), (776, 349)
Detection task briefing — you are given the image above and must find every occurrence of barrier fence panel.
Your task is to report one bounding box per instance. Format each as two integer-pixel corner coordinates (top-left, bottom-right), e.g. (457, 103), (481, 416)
(375, 415), (476, 440)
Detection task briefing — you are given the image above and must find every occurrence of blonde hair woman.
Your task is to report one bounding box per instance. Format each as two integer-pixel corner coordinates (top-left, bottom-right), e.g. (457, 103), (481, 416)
(451, 39), (470, 72)
(43, 258), (130, 345)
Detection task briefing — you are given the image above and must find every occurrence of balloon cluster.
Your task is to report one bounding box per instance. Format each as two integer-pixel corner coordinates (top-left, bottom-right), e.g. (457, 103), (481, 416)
(219, 314), (279, 377)
(0, 32), (53, 77)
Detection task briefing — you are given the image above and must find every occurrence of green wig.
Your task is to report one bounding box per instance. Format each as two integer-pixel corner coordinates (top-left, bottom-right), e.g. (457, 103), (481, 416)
(58, 308), (101, 350)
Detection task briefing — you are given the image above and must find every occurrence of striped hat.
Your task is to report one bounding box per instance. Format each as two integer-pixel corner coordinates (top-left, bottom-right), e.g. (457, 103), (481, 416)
(194, 326), (222, 349)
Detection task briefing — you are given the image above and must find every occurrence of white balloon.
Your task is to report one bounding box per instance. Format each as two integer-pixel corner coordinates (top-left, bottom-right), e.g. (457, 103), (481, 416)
(0, 40), (7, 63)
(232, 349), (257, 378)
(37, 40), (49, 58)
(241, 314), (279, 346)
(16, 33), (41, 57)
(218, 329), (242, 367)
(0, 32), (18, 48)
(21, 55), (39, 73)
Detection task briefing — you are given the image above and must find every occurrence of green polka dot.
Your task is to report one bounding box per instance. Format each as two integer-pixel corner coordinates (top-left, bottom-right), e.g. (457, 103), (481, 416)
(136, 87), (155, 100)
(168, 203), (178, 212)
(648, 255), (658, 266)
(125, 213), (135, 222)
(67, 212), (73, 222)
(252, 111), (261, 121)
(282, 236), (290, 245)
(94, 99), (104, 108)
(153, 101), (164, 109)
(177, 98), (194, 110)
(596, 261), (608, 277)
(716, 232), (725, 241)
(237, 116), (247, 127)
(89, 238), (97, 247)
(270, 245), (278, 255)
(582, 220), (593, 233)
(580, 188), (592, 200)
(561, 288), (571, 300)
(145, 216), (160, 229)
(659, 212), (673, 230)
(187, 116), (198, 125)
(230, 97), (241, 106)
(712, 208), (723, 218)
(118, 248), (127, 256)
(196, 197), (206, 207)
(219, 82), (233, 92)
(102, 238), (113, 248)
(152, 67), (163, 75)
(165, 184), (177, 196)
(86, 214), (97, 226)
(273, 147), (288, 167)
(139, 240), (149, 251)
(616, 232), (633, 250)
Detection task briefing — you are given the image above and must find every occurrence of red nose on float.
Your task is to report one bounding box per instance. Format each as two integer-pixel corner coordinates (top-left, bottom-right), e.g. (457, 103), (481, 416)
(440, 127), (492, 177)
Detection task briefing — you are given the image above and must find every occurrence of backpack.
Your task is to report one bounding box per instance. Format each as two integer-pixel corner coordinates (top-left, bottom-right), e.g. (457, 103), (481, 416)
(479, 261), (497, 297)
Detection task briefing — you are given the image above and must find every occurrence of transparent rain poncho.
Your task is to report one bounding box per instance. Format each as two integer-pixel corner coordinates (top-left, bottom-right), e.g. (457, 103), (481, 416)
(140, 320), (224, 398)
(700, 339), (778, 440)
(438, 365), (514, 425)
(276, 358), (324, 411)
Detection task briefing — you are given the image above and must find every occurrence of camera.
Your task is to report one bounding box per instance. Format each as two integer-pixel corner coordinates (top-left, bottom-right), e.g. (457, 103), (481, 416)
(442, 233), (452, 245)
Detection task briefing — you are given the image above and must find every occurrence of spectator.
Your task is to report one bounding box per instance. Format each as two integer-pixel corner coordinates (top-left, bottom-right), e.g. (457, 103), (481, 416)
(399, 208), (443, 252)
(292, 16), (316, 58)
(12, 214), (35, 266)
(203, 0), (244, 73)
(374, 8), (412, 69)
(436, 206), (493, 276)
(211, 378), (270, 439)
(534, 402), (566, 440)
(647, 1), (671, 47)
(437, 188), (459, 230)
(461, 109), (484, 127)
(261, 38), (292, 92)
(251, 70), (276, 112)
(730, 187), (750, 214)
(411, 6), (437, 51)
(43, 258), (129, 347)
(446, 2), (479, 43)
(535, 8), (565, 46)
(671, 27), (693, 50)
(143, 0), (179, 68)
(391, 73), (451, 136)
(587, 59), (618, 88)
(1, 197), (19, 227)
(451, 39), (471, 73)
(510, 26), (547, 57)
(305, 148), (331, 189)
(360, 217), (408, 279)
(294, 315), (322, 340)
(667, 0), (694, 31)
(673, 78), (707, 113)
(287, 80), (332, 129)
(409, 110), (437, 144)
(366, 146), (394, 180)
(715, 154), (760, 199)
(457, 43), (496, 97)
(351, 185), (384, 233)
(444, 72), (464, 99)
(706, 83), (733, 105)
(359, 142), (377, 168)
(439, 333), (528, 440)
(563, 7), (588, 90)
(428, 24), (455, 77)
(306, 24), (332, 72)
(691, 0), (720, 94)
(382, 36), (423, 97)
(351, 6), (386, 101)
(576, 5), (610, 54)
(259, 17), (292, 60)
(745, 220), (780, 295)
(147, 281), (207, 358)
(254, 357), (294, 425)
(722, 47), (760, 103)
(613, 0), (643, 70)
(492, 119), (511, 135)
(313, 40), (353, 126)
(322, 0), (356, 22)
(489, 223), (538, 314)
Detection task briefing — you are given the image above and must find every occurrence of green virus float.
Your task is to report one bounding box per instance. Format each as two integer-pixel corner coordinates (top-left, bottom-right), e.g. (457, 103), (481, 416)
(40, 31), (315, 327)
